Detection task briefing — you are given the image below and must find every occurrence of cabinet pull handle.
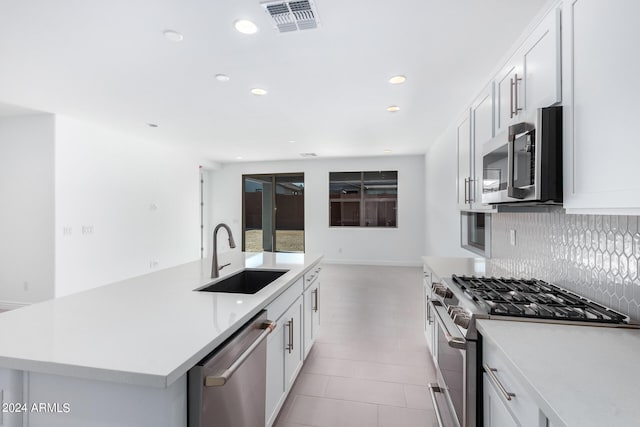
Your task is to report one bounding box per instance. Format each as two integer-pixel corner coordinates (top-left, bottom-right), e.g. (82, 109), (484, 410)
(510, 76), (515, 118)
(463, 177), (469, 204)
(483, 364), (516, 401)
(428, 383), (446, 427)
(426, 296), (432, 325)
(312, 288), (319, 312)
(510, 73), (523, 118)
(205, 321), (276, 387)
(286, 318), (294, 353)
(468, 178), (475, 203)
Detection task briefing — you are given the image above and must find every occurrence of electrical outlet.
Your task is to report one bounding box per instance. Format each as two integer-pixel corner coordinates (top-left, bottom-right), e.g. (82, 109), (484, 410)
(23, 281), (28, 291)
(82, 225), (94, 235)
(149, 260), (159, 269)
(509, 229), (517, 246)
(62, 227), (73, 236)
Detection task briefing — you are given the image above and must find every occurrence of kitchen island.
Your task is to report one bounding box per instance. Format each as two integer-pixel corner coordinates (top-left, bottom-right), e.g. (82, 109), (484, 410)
(0, 251), (322, 427)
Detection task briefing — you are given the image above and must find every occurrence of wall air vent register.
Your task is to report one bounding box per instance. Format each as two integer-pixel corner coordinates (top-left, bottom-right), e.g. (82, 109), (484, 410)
(261, 0), (320, 33)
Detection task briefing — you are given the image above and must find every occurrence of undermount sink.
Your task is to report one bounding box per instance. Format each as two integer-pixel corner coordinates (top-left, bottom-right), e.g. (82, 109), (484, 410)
(197, 269), (289, 294)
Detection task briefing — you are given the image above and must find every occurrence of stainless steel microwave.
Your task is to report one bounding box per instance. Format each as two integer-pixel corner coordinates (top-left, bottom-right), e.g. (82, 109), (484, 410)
(481, 106), (562, 205)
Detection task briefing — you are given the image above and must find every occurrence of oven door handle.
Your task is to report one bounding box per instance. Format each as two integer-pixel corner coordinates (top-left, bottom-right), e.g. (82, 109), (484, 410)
(428, 383), (446, 427)
(430, 300), (467, 349)
(428, 383), (462, 427)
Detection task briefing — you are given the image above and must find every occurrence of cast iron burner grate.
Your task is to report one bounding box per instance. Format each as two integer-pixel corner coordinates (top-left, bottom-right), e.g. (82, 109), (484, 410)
(451, 275), (627, 324)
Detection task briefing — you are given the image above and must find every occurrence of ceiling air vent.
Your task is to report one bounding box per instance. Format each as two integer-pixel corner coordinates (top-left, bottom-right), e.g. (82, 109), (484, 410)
(299, 153), (318, 158)
(261, 0), (320, 33)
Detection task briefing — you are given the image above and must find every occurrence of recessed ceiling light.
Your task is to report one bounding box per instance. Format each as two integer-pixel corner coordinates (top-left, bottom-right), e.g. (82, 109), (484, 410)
(386, 105), (400, 112)
(163, 29), (184, 42)
(147, 123), (159, 128)
(234, 19), (258, 35)
(384, 149), (393, 153)
(251, 88), (268, 96)
(289, 140), (296, 144)
(389, 75), (407, 84)
(215, 74), (230, 82)
(236, 156), (243, 160)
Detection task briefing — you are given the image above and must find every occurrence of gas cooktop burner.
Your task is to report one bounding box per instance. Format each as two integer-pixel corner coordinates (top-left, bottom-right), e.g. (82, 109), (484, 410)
(451, 275), (627, 324)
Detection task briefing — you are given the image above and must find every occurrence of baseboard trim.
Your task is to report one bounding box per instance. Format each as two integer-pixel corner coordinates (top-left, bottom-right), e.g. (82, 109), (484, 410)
(322, 259), (422, 267)
(0, 300), (30, 311)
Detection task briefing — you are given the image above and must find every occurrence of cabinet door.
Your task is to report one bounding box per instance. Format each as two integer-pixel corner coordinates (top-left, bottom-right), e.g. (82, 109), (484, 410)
(457, 111), (472, 210)
(310, 280), (320, 345)
(483, 374), (519, 427)
(266, 317), (286, 427)
(563, 0), (640, 213)
(495, 58), (523, 135)
(471, 84), (497, 212)
(283, 297), (303, 391)
(303, 279), (320, 359)
(423, 269), (434, 357)
(303, 285), (313, 359)
(522, 8), (561, 112)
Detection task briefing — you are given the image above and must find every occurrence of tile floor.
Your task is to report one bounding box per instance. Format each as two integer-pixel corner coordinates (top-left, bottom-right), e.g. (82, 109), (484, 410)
(274, 264), (440, 427)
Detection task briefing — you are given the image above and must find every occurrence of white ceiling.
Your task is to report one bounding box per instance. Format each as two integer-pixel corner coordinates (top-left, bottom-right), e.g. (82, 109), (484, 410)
(0, 0), (548, 163)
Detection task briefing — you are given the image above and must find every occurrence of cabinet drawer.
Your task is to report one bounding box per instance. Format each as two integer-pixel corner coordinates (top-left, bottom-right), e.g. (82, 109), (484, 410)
(303, 264), (322, 290)
(266, 277), (304, 321)
(483, 338), (540, 427)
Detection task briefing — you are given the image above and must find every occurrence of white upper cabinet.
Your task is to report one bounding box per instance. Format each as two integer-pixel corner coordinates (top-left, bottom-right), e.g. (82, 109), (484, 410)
(563, 0), (640, 214)
(522, 8), (562, 113)
(495, 7), (561, 135)
(471, 84), (497, 212)
(495, 58), (524, 135)
(457, 110), (472, 210)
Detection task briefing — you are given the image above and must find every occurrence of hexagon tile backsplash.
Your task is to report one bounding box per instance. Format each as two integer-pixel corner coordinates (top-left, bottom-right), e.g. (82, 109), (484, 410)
(491, 211), (640, 321)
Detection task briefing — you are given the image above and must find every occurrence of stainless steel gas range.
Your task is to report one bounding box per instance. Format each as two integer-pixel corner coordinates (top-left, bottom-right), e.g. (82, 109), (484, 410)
(425, 273), (638, 427)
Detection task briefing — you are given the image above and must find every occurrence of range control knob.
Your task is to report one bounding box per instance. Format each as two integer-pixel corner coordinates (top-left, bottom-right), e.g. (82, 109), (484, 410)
(452, 311), (471, 329)
(432, 283), (453, 299)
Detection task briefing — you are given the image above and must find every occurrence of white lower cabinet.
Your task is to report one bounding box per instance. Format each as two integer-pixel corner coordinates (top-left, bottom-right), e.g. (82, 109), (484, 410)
(266, 289), (303, 427)
(283, 297), (303, 391)
(483, 373), (519, 427)
(303, 277), (320, 359)
(265, 318), (286, 427)
(483, 335), (550, 427)
(422, 267), (435, 358)
(266, 267), (321, 427)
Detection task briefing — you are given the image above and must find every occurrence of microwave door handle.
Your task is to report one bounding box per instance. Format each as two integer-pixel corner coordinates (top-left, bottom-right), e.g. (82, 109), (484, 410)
(507, 135), (526, 199)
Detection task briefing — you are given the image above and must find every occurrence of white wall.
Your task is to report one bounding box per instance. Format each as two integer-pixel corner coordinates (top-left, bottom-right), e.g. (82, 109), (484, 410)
(0, 114), (55, 305)
(210, 155), (425, 266)
(424, 124), (469, 257)
(54, 116), (204, 296)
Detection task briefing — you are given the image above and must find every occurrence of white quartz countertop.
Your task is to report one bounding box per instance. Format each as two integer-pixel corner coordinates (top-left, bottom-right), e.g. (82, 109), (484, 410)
(477, 319), (640, 427)
(422, 255), (493, 279)
(0, 252), (322, 388)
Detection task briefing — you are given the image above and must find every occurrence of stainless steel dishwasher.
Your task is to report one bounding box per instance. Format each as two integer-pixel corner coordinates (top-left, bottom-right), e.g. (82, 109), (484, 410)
(188, 310), (275, 427)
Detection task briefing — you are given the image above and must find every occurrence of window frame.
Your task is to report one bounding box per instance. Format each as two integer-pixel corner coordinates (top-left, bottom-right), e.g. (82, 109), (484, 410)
(328, 170), (398, 228)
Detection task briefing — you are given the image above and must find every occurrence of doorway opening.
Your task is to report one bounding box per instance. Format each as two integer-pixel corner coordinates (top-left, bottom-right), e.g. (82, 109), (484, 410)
(242, 173), (304, 252)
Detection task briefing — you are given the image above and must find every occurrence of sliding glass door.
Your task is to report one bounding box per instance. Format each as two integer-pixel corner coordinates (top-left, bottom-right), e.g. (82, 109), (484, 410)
(242, 173), (304, 253)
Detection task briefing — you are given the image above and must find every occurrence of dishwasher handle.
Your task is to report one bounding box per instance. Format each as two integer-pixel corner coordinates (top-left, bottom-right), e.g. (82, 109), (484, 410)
(205, 321), (276, 387)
